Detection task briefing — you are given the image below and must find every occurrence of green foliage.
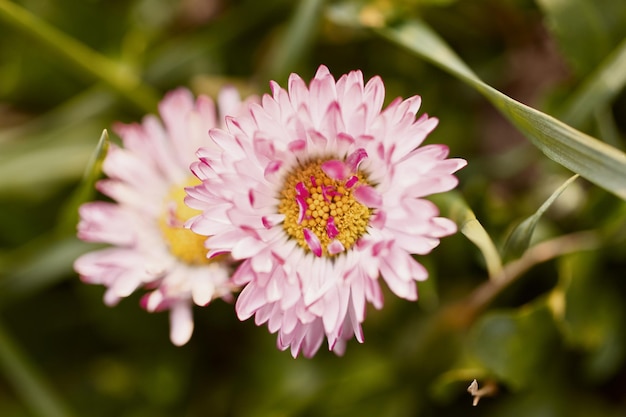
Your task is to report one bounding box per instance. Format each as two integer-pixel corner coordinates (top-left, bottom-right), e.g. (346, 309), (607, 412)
(332, 14), (626, 200)
(558, 37), (626, 131)
(469, 299), (560, 390)
(537, 0), (626, 77)
(503, 174), (579, 260)
(431, 191), (503, 279)
(557, 252), (626, 382)
(56, 129), (110, 236)
(1, 0), (626, 416)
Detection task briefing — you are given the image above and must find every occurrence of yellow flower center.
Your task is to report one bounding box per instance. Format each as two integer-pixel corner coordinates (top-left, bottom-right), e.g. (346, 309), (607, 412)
(278, 157), (372, 257)
(159, 177), (212, 265)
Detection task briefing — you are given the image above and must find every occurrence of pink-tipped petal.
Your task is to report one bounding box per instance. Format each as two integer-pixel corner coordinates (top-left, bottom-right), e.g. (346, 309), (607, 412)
(321, 159), (350, 180)
(264, 160), (282, 178)
(75, 87), (246, 348)
(173, 65), (466, 358)
(327, 239), (345, 255)
(345, 148), (368, 172)
(353, 185), (382, 208)
(303, 228), (323, 257)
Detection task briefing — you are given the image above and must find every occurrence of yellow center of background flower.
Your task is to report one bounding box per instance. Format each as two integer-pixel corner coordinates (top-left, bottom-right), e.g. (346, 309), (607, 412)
(279, 159), (371, 256)
(159, 177), (212, 265)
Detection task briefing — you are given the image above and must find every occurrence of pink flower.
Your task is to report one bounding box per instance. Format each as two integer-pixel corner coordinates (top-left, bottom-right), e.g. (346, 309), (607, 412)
(74, 87), (248, 346)
(186, 65), (466, 357)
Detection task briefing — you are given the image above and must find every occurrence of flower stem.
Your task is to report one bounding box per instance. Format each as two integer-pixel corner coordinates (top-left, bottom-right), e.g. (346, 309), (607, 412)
(0, 319), (76, 417)
(464, 230), (601, 321)
(0, 0), (159, 113)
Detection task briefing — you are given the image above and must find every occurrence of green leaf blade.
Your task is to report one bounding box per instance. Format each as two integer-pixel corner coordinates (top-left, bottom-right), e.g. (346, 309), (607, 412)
(503, 174), (579, 260)
(431, 191), (503, 280)
(56, 129), (110, 236)
(559, 37), (626, 129)
(328, 13), (626, 200)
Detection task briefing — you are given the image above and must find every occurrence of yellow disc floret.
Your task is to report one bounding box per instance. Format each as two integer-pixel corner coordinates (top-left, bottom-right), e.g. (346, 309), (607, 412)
(279, 157), (372, 257)
(159, 177), (212, 265)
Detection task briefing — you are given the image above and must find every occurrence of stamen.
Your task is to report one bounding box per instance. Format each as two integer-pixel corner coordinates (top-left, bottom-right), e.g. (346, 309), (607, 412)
(322, 185), (334, 202)
(345, 176), (359, 188)
(159, 177), (214, 265)
(326, 217), (339, 239)
(278, 156), (374, 257)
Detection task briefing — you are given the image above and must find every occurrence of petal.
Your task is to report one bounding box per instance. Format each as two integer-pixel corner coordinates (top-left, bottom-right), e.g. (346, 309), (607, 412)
(327, 239), (345, 255)
(345, 148), (368, 172)
(353, 185), (382, 208)
(236, 282), (267, 320)
(303, 228), (323, 257)
(170, 302), (194, 346)
(321, 159), (349, 180)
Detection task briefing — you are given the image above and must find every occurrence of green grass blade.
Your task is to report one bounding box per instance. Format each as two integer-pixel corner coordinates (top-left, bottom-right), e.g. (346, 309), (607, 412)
(0, 237), (89, 306)
(373, 19), (626, 200)
(0, 0), (159, 113)
(559, 37), (626, 129)
(326, 7), (626, 200)
(431, 192), (503, 281)
(503, 174), (580, 260)
(55, 129), (110, 235)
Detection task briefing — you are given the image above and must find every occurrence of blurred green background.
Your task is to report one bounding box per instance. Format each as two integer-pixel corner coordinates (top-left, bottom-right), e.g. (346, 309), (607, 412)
(1, 0), (626, 416)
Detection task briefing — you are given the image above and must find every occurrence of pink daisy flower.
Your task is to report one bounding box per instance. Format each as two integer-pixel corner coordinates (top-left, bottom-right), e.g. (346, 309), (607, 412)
(74, 87), (248, 346)
(186, 65), (466, 357)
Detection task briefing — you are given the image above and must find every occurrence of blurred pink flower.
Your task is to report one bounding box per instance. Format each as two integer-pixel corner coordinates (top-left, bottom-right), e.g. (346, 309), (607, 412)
(74, 87), (247, 346)
(186, 65), (466, 357)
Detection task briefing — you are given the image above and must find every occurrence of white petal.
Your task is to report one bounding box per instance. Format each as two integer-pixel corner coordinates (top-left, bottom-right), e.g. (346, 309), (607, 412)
(170, 303), (194, 346)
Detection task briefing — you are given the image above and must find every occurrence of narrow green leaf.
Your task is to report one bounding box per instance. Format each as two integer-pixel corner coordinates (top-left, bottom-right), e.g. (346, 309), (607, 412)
(327, 8), (626, 200)
(374, 19), (626, 200)
(430, 192), (503, 280)
(56, 129), (110, 235)
(0, 237), (90, 306)
(559, 37), (626, 128)
(0, 142), (95, 199)
(503, 174), (579, 260)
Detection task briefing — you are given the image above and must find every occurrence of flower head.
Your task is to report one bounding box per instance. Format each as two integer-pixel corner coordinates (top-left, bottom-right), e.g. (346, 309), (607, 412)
(74, 87), (247, 346)
(186, 65), (466, 357)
